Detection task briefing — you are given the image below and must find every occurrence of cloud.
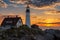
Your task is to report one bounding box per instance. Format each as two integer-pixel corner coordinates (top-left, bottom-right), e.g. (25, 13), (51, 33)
(0, 0), (60, 9)
(10, 0), (28, 4)
(29, 0), (57, 7)
(44, 10), (60, 15)
(28, 0), (60, 9)
(9, 0), (60, 9)
(0, 0), (8, 8)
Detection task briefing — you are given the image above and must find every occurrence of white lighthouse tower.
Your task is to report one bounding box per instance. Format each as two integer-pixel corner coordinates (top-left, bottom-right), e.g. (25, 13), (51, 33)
(25, 5), (31, 28)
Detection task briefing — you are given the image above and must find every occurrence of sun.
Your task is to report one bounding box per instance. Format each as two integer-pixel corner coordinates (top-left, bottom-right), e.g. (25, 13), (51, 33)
(44, 19), (54, 27)
(44, 19), (54, 23)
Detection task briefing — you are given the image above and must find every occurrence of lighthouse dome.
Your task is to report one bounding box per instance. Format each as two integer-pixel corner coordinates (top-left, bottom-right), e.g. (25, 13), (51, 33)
(26, 5), (30, 12)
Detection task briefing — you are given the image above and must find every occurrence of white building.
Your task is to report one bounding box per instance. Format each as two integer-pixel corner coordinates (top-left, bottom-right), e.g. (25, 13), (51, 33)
(26, 5), (31, 28)
(1, 16), (23, 28)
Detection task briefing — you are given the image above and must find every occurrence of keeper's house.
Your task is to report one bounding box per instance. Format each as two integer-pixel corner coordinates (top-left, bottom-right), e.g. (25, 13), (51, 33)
(1, 16), (23, 28)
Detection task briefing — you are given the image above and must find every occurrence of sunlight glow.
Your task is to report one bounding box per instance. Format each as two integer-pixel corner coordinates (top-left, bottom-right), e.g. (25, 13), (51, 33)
(44, 19), (56, 27)
(44, 19), (54, 23)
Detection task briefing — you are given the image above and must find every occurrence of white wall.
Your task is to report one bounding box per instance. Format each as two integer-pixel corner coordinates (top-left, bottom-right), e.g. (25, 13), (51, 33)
(16, 19), (22, 28)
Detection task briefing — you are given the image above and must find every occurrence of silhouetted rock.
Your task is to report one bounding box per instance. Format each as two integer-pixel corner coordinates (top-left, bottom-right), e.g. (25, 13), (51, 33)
(31, 24), (40, 29)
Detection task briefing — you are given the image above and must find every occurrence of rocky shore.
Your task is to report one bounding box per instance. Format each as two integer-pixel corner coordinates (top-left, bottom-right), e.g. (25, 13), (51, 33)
(0, 25), (60, 40)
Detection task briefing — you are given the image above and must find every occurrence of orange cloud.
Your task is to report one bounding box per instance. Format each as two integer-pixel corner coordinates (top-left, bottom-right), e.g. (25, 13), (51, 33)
(37, 19), (60, 27)
(0, 0), (8, 8)
(44, 10), (60, 15)
(10, 0), (28, 4)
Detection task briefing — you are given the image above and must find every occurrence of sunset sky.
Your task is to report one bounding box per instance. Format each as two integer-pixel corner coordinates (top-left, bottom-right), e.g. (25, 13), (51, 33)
(0, 0), (60, 28)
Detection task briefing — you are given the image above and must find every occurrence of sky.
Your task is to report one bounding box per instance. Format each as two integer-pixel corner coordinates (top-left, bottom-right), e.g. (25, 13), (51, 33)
(0, 0), (60, 28)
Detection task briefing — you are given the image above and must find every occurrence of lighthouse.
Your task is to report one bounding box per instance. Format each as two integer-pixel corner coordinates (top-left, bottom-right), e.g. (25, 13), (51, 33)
(25, 5), (31, 28)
